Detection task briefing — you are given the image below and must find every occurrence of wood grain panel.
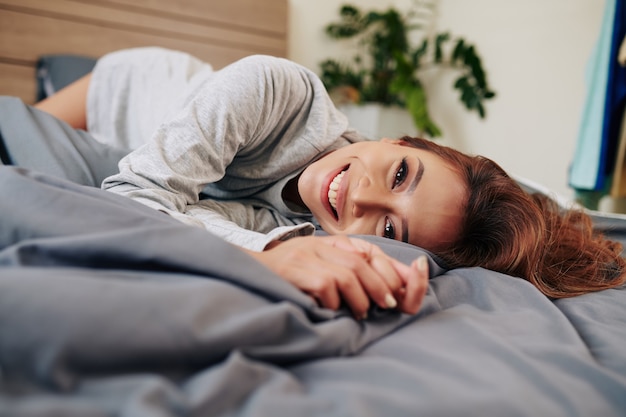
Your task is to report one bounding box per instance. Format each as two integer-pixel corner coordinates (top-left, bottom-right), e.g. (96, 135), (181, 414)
(0, 10), (276, 68)
(0, 62), (36, 103)
(95, 0), (287, 36)
(0, 0), (285, 56)
(0, 0), (287, 101)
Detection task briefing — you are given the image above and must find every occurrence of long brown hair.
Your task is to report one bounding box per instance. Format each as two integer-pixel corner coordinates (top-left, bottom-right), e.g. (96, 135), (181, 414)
(401, 136), (626, 298)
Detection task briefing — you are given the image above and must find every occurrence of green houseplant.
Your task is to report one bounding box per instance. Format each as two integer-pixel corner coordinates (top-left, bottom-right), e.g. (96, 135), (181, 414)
(320, 4), (496, 138)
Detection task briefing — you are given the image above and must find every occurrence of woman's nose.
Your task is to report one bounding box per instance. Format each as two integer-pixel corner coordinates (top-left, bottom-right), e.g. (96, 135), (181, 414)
(351, 176), (386, 217)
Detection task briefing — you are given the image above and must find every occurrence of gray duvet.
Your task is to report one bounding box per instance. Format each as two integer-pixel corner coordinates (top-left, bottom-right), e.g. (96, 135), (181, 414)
(1, 95), (626, 416)
(1, 167), (625, 417)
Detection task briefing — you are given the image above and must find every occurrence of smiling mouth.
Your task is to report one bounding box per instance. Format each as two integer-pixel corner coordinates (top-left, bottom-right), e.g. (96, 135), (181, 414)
(328, 169), (346, 219)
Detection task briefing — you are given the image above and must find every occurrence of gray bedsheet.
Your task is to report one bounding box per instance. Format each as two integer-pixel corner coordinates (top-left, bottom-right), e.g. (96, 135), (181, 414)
(1, 167), (625, 417)
(1, 96), (626, 416)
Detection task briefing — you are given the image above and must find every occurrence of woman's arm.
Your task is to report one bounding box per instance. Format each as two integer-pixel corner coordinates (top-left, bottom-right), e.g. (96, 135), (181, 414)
(102, 55), (347, 248)
(34, 73), (91, 130)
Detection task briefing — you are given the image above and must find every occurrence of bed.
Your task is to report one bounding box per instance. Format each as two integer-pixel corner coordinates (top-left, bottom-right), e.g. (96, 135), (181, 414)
(1, 1), (626, 417)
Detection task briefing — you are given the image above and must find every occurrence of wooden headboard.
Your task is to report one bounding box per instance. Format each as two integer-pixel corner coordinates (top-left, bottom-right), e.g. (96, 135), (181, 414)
(0, 0), (287, 104)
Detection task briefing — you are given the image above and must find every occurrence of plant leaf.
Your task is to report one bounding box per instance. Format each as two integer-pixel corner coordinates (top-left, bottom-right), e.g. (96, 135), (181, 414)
(405, 84), (441, 137)
(411, 39), (429, 67)
(452, 39), (465, 65)
(454, 76), (468, 90)
(434, 32), (450, 63)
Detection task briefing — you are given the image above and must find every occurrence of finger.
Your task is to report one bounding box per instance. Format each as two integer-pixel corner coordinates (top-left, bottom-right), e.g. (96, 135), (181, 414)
(328, 235), (372, 261)
(269, 247), (344, 310)
(310, 279), (341, 310)
(286, 239), (372, 317)
(399, 255), (429, 315)
(292, 263), (343, 311)
(318, 244), (395, 311)
(345, 238), (403, 306)
(256, 236), (369, 316)
(383, 255), (417, 288)
(370, 254), (408, 296)
(332, 267), (371, 319)
(311, 252), (372, 318)
(314, 242), (381, 316)
(346, 237), (376, 260)
(301, 259), (370, 318)
(368, 254), (404, 304)
(353, 238), (409, 297)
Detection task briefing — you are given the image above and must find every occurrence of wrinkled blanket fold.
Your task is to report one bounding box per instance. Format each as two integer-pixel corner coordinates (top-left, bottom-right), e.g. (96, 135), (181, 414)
(1, 167), (625, 417)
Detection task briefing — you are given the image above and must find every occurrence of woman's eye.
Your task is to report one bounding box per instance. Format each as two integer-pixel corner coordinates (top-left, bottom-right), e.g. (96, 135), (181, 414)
(383, 217), (395, 240)
(393, 158), (408, 188)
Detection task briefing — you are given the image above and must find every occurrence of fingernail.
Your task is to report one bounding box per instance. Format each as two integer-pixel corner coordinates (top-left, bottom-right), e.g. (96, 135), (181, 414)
(417, 255), (428, 271)
(384, 293), (398, 309)
(359, 312), (368, 321)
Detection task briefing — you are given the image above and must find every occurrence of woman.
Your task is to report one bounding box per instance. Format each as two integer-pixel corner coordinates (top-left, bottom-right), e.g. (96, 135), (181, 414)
(29, 48), (626, 316)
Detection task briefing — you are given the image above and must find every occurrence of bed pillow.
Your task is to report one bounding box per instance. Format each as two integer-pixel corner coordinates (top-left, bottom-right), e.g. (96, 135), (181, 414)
(36, 54), (97, 101)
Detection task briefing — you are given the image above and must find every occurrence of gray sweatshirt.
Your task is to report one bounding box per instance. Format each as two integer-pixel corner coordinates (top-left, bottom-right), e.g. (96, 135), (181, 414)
(90, 48), (362, 250)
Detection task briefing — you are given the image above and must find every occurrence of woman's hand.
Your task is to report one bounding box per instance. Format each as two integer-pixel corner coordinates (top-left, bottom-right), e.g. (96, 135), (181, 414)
(244, 235), (429, 319)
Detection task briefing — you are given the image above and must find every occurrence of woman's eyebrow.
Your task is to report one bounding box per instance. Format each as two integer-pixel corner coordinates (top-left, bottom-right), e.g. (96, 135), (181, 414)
(402, 157), (424, 243)
(408, 157), (424, 193)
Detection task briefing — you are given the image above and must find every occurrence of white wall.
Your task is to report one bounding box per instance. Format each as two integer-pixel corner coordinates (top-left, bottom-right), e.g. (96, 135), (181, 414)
(288, 0), (605, 199)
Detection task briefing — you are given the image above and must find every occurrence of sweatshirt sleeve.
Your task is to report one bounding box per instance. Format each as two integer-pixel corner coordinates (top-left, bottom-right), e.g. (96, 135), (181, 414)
(101, 55), (340, 250)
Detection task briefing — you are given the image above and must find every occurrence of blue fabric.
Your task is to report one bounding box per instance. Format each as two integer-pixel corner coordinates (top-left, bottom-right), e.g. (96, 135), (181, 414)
(570, 0), (617, 191)
(600, 0), (626, 186)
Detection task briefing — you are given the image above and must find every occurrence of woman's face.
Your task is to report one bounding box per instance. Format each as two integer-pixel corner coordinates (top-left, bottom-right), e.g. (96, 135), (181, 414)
(298, 139), (467, 251)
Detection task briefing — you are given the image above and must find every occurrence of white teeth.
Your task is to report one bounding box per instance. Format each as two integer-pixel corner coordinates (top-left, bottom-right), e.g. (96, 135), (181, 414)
(328, 170), (345, 212)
